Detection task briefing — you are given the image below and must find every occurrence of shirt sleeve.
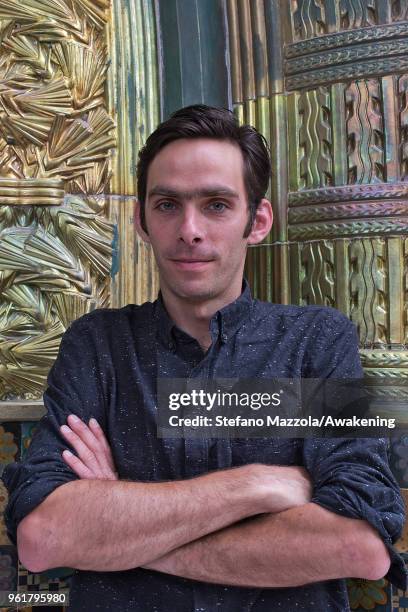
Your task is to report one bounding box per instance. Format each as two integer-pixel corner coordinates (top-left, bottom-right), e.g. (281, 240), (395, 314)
(302, 309), (407, 590)
(1, 314), (107, 547)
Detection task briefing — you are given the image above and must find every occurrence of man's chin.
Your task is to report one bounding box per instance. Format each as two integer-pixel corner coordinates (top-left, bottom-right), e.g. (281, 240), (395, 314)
(168, 280), (218, 302)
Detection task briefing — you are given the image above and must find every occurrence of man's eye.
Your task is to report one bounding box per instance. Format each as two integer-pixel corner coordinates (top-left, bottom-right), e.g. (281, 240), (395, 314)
(208, 202), (227, 212)
(158, 201), (176, 211)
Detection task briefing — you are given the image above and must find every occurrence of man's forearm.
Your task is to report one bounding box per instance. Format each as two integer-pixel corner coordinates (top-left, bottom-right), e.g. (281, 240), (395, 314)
(144, 502), (391, 587)
(18, 466), (265, 573)
(17, 463), (313, 573)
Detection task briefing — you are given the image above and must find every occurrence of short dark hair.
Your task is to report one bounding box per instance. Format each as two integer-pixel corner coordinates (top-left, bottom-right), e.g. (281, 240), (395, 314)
(136, 104), (271, 237)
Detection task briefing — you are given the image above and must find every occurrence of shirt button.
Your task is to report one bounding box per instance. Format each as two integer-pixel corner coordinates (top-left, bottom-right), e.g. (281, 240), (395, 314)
(221, 333), (228, 343)
(168, 341), (175, 351)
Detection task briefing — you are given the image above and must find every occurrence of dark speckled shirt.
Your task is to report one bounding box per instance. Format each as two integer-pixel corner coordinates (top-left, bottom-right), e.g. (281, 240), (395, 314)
(3, 281), (407, 611)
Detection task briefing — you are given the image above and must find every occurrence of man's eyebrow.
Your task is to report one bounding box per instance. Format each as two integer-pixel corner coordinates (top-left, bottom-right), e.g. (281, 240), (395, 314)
(147, 185), (240, 199)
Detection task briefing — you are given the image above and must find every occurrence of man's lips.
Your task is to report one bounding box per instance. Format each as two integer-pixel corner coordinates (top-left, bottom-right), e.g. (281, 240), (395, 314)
(169, 258), (214, 270)
(171, 258), (213, 262)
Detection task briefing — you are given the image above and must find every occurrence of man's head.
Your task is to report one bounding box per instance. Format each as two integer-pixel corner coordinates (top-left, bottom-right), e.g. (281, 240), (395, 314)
(137, 105), (271, 237)
(135, 105), (273, 307)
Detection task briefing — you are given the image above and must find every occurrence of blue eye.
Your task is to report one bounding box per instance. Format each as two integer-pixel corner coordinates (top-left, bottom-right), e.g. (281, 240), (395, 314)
(209, 202), (227, 212)
(158, 201), (176, 211)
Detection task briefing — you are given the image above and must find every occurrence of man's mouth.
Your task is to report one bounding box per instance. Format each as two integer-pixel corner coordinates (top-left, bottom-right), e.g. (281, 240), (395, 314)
(169, 258), (214, 270)
(171, 258), (213, 262)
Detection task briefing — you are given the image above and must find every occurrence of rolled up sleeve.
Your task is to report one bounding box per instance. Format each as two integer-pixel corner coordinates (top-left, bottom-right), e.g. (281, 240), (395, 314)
(1, 314), (106, 547)
(303, 436), (407, 590)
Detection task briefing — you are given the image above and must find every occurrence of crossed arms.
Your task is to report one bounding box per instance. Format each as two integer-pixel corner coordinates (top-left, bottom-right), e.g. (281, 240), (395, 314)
(16, 414), (391, 587)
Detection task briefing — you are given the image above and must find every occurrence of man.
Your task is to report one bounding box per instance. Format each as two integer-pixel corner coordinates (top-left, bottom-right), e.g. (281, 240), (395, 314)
(2, 105), (407, 611)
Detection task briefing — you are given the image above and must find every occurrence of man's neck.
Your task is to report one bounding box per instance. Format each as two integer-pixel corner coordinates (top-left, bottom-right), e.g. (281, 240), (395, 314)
(160, 284), (243, 351)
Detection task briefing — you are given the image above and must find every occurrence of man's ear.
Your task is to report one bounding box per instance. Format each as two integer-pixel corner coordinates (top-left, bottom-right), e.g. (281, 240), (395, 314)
(247, 198), (273, 245)
(134, 200), (150, 243)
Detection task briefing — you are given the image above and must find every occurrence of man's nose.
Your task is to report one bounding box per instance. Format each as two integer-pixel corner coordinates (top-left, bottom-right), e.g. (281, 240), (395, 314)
(177, 208), (203, 244)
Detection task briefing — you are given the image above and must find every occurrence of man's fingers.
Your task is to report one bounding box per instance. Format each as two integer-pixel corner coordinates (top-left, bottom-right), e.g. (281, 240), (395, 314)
(88, 418), (117, 471)
(62, 450), (95, 479)
(65, 414), (113, 475)
(60, 415), (118, 480)
(66, 414), (101, 454)
(60, 421), (101, 474)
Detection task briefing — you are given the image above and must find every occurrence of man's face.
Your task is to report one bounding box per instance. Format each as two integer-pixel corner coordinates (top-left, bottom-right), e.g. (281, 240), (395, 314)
(138, 138), (269, 304)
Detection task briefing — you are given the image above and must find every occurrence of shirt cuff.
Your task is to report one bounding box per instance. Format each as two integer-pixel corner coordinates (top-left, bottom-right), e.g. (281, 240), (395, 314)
(311, 495), (407, 590)
(384, 541), (408, 591)
(2, 461), (74, 548)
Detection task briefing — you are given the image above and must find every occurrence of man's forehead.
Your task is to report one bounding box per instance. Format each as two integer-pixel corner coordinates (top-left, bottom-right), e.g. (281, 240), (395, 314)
(148, 137), (244, 171)
(145, 138), (247, 198)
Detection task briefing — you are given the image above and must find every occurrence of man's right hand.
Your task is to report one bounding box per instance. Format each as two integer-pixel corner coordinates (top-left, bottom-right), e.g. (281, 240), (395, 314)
(246, 464), (313, 513)
(58, 415), (312, 515)
(58, 418), (312, 515)
(58, 412), (312, 517)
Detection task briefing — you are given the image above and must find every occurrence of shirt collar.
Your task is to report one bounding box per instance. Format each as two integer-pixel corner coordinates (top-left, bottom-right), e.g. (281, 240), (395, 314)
(155, 279), (253, 347)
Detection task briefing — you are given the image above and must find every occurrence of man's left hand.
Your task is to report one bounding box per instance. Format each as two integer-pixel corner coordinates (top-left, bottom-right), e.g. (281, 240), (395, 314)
(60, 414), (118, 480)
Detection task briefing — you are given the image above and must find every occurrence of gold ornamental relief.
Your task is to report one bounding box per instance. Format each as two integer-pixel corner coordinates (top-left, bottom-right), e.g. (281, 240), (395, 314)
(0, 0), (115, 401)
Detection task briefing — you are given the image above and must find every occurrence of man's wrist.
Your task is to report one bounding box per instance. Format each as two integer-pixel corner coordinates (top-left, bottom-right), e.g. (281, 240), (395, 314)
(226, 464), (274, 515)
(237, 463), (313, 514)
